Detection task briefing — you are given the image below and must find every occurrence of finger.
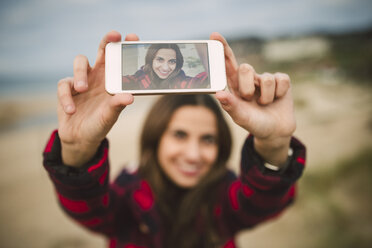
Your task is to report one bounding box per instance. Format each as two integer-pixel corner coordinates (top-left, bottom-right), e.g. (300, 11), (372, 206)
(57, 77), (76, 114)
(216, 90), (252, 129)
(102, 93), (135, 125)
(210, 32), (239, 91)
(95, 30), (122, 66)
(238, 64), (256, 100)
(125, 33), (140, 41)
(274, 72), (291, 98)
(216, 91), (238, 119)
(73, 55), (90, 93)
(257, 73), (276, 105)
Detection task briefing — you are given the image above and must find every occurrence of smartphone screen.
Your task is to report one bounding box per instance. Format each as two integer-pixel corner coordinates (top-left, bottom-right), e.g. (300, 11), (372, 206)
(121, 43), (210, 91)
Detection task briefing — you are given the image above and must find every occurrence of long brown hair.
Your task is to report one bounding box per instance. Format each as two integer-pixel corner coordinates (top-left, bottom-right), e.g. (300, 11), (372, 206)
(138, 94), (232, 248)
(143, 44), (184, 88)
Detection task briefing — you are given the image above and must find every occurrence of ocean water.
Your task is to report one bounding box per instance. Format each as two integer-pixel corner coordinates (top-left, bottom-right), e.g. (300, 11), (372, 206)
(0, 73), (62, 96)
(0, 73), (62, 132)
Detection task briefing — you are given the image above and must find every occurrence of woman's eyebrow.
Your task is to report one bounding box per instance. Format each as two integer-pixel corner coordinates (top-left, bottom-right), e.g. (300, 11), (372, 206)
(169, 127), (186, 132)
(201, 133), (217, 138)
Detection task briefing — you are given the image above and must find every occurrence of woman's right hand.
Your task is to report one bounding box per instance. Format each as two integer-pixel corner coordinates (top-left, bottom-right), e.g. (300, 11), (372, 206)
(57, 31), (139, 167)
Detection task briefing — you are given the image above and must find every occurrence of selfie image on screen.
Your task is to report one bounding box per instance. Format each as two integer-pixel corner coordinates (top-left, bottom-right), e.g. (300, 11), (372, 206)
(122, 43), (210, 90)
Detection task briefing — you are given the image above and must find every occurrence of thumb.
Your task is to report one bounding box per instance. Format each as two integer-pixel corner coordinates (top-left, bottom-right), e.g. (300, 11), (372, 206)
(109, 93), (134, 113)
(215, 91), (240, 116)
(102, 93), (134, 127)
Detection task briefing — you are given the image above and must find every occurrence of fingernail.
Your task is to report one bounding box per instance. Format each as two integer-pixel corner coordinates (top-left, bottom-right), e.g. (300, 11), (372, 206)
(65, 105), (74, 113)
(76, 81), (87, 89)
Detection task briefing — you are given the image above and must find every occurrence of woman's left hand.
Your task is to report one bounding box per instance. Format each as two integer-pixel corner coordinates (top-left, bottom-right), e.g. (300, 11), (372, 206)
(211, 33), (296, 167)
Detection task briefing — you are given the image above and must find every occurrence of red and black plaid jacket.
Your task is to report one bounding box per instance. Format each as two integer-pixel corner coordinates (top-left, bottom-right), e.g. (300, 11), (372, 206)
(122, 69), (209, 90)
(43, 131), (306, 248)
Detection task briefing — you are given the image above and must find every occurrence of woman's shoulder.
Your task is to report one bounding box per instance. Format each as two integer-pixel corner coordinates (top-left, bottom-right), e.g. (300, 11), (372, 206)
(133, 67), (147, 78)
(174, 70), (209, 89)
(122, 68), (152, 89)
(222, 169), (238, 185)
(194, 71), (208, 79)
(122, 68), (147, 82)
(113, 162), (141, 186)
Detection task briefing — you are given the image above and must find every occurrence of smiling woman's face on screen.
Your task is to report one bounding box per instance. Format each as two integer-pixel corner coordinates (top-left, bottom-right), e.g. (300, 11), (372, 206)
(152, 48), (177, 79)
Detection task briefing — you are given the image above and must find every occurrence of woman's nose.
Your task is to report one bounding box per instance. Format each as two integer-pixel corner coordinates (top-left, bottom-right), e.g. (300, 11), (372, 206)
(184, 140), (201, 161)
(161, 63), (170, 71)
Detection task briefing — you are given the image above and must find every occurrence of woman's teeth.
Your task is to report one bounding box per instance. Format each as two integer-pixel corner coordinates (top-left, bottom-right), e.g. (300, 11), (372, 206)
(179, 163), (199, 174)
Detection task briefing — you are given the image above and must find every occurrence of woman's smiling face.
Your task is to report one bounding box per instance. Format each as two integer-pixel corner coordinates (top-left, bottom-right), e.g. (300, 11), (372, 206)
(157, 106), (218, 188)
(152, 48), (177, 79)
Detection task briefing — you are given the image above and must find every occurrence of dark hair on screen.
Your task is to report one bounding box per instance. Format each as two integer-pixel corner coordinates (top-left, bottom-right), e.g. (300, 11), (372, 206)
(138, 94), (232, 248)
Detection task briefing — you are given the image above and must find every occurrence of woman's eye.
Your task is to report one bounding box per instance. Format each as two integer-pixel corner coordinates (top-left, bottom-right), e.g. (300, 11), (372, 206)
(201, 135), (217, 145)
(168, 59), (176, 65)
(173, 130), (187, 139)
(156, 57), (164, 62)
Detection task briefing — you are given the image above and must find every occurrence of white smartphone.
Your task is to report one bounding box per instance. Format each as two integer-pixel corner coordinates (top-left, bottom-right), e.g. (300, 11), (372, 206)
(105, 40), (226, 95)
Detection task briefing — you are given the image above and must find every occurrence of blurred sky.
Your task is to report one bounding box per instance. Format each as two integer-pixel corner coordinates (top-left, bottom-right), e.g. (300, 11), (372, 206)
(0, 0), (371, 80)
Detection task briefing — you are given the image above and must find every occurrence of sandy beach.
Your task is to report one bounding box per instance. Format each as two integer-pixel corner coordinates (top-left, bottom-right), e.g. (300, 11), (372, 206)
(0, 78), (371, 247)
